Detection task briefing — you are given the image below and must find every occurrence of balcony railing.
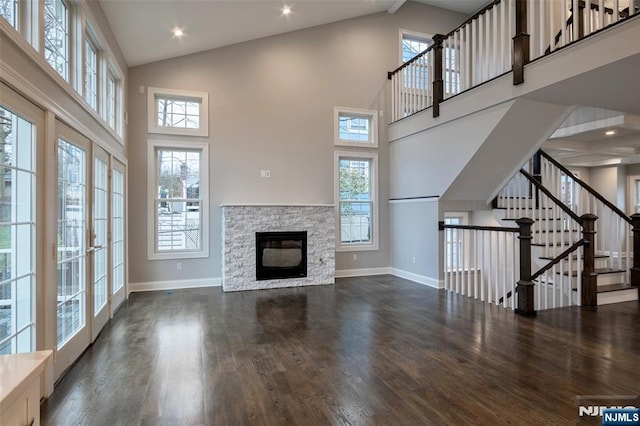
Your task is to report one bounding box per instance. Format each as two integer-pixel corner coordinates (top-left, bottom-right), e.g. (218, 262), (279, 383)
(389, 0), (638, 122)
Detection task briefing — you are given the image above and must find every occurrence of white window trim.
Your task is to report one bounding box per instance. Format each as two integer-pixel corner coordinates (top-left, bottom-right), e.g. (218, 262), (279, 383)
(334, 151), (379, 252)
(399, 29), (433, 65)
(147, 87), (209, 137)
(147, 139), (209, 260)
(333, 106), (378, 148)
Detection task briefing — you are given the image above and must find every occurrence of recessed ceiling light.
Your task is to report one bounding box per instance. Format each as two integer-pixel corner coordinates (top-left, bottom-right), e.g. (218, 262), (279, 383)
(605, 130), (616, 136)
(173, 28), (184, 37)
(282, 5), (291, 15)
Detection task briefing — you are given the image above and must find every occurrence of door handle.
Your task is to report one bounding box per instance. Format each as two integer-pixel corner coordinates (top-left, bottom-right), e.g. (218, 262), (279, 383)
(87, 245), (103, 253)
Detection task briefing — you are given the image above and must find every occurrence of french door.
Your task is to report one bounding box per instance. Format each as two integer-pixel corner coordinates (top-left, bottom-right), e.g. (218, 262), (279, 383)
(91, 146), (109, 340)
(55, 123), (91, 378)
(110, 159), (126, 312)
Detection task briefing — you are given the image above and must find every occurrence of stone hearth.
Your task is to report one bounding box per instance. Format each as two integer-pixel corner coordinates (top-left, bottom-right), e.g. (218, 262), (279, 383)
(221, 204), (335, 292)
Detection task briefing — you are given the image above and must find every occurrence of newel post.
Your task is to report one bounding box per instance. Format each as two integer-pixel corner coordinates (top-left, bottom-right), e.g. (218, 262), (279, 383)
(581, 214), (598, 307)
(512, 0), (530, 85)
(432, 33), (445, 118)
(532, 150), (542, 208)
(630, 214), (640, 287)
(516, 218), (536, 316)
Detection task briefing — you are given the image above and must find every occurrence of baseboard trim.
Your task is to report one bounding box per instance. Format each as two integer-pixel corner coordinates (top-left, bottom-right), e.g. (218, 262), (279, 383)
(129, 277), (222, 293)
(335, 267), (392, 278)
(390, 268), (443, 289)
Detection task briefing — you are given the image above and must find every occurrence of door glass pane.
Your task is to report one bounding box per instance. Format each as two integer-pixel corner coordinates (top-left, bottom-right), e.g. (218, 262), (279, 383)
(112, 167), (124, 293)
(93, 157), (107, 314)
(0, 105), (35, 354)
(57, 138), (86, 347)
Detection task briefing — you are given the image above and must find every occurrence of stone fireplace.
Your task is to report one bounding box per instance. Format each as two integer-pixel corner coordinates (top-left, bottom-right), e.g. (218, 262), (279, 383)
(221, 204), (335, 292)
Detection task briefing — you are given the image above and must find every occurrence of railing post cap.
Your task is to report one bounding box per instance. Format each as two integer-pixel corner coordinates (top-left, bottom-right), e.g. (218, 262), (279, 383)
(580, 213), (598, 221)
(631, 213), (640, 219)
(432, 34), (445, 43)
(515, 217), (535, 225)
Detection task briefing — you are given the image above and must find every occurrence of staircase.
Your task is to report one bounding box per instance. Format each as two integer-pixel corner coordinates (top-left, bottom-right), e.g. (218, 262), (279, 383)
(494, 150), (638, 308)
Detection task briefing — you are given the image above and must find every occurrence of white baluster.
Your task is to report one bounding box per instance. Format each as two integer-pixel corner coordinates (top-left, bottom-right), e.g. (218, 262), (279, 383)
(492, 5), (498, 78)
(481, 230), (486, 302)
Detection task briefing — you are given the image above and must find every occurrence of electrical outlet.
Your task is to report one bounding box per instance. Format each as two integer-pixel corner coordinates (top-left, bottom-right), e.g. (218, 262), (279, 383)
(412, 257), (416, 265)
(353, 253), (357, 260)
(138, 85), (145, 94)
(265, 170), (271, 178)
(177, 262), (182, 271)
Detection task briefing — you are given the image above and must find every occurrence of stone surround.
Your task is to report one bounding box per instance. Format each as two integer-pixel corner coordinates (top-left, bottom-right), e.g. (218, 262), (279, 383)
(221, 204), (335, 292)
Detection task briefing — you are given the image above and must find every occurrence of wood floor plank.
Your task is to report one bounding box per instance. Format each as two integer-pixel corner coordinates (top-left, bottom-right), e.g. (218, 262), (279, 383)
(41, 276), (640, 425)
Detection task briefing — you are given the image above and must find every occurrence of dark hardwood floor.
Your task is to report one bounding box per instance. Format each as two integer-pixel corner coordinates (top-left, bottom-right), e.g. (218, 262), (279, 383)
(41, 275), (640, 425)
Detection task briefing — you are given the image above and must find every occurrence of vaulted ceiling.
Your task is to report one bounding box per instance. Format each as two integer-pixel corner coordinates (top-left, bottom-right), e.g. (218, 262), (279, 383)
(98, 0), (487, 67)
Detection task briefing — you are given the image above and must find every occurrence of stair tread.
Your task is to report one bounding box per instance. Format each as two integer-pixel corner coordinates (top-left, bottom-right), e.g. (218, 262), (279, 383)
(539, 254), (608, 260)
(534, 229), (579, 233)
(597, 283), (638, 293)
(561, 268), (626, 277)
(532, 242), (574, 247)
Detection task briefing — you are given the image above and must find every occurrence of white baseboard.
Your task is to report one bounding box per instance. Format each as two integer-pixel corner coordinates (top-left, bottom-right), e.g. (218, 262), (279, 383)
(335, 267), (392, 278)
(129, 277), (222, 293)
(390, 268), (443, 289)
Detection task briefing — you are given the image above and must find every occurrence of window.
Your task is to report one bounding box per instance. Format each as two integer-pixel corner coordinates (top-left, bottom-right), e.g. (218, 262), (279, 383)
(0, 105), (36, 354)
(401, 30), (432, 63)
(335, 152), (378, 251)
(84, 37), (98, 110)
(112, 166), (124, 293)
(334, 107), (378, 147)
(147, 88), (209, 137)
(106, 73), (117, 129)
(0, 0), (18, 29)
(444, 213), (468, 270)
(147, 140), (209, 260)
(400, 30), (432, 93)
(44, 0), (69, 80)
(106, 64), (123, 137)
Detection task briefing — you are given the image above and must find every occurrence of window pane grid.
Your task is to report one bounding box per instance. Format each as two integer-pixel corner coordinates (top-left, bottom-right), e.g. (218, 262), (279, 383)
(112, 168), (124, 293)
(93, 157), (107, 314)
(156, 98), (200, 129)
(339, 114), (371, 142)
(338, 158), (373, 245)
(0, 0), (18, 29)
(85, 40), (98, 110)
(0, 106), (35, 354)
(44, 0), (69, 80)
(57, 139), (86, 347)
(155, 149), (202, 253)
(107, 75), (117, 129)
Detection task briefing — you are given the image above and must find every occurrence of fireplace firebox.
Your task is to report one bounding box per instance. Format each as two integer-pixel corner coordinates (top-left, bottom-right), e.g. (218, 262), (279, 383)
(256, 231), (307, 280)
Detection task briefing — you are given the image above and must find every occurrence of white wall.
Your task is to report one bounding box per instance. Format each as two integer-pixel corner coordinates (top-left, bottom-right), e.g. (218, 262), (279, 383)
(126, 2), (468, 285)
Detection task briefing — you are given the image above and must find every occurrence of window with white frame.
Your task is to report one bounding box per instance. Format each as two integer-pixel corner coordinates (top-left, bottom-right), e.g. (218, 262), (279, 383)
(147, 141), (209, 260)
(401, 30), (432, 92)
(401, 30), (432, 63)
(0, 0), (18, 29)
(147, 87), (208, 137)
(335, 152), (378, 251)
(44, 0), (69, 80)
(334, 107), (378, 147)
(84, 37), (98, 110)
(0, 105), (36, 354)
(106, 72), (117, 129)
(444, 213), (468, 270)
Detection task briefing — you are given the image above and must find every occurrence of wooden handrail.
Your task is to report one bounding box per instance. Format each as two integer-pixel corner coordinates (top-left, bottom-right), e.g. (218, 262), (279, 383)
(439, 222), (519, 233)
(388, 45), (435, 78)
(539, 150), (632, 224)
(531, 239), (586, 281)
(519, 168), (583, 224)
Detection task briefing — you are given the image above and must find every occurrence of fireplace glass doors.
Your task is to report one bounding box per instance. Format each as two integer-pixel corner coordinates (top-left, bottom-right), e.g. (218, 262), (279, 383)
(256, 231), (307, 280)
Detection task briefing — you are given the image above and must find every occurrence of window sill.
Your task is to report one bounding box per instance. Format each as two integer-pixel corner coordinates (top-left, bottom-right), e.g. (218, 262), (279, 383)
(336, 243), (379, 253)
(147, 250), (209, 261)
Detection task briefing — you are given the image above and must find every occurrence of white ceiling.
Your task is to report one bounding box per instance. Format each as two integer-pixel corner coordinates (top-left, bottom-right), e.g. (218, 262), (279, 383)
(544, 107), (640, 167)
(98, 0), (486, 67)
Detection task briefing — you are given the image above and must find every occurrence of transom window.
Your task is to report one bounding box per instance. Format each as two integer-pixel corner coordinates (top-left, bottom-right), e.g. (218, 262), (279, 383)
(44, 0), (69, 80)
(147, 141), (209, 260)
(334, 107), (378, 147)
(84, 38), (98, 110)
(0, 105), (36, 354)
(335, 152), (378, 251)
(0, 0), (18, 29)
(106, 73), (117, 129)
(147, 88), (209, 137)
